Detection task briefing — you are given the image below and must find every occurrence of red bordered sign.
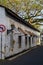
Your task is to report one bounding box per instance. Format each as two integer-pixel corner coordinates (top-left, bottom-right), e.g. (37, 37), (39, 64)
(0, 24), (6, 32)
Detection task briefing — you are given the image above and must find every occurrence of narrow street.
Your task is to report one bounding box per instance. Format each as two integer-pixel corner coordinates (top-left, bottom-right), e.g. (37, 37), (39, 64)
(0, 46), (43, 65)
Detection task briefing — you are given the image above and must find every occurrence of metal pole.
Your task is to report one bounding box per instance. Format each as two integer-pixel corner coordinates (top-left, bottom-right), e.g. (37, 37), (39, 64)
(1, 32), (2, 59)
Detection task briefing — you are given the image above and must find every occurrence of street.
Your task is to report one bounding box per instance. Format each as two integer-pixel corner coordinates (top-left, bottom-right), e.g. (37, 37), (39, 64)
(0, 46), (43, 65)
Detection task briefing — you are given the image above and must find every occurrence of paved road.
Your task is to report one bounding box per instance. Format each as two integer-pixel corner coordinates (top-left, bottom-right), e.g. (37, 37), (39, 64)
(0, 46), (43, 65)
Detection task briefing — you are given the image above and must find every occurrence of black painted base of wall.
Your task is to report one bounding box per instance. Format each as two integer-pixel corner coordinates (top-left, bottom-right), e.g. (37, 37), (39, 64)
(5, 45), (40, 60)
(5, 49), (28, 59)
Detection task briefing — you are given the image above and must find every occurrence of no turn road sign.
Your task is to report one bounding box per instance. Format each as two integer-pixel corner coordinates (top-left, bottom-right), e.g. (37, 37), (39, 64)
(0, 24), (6, 32)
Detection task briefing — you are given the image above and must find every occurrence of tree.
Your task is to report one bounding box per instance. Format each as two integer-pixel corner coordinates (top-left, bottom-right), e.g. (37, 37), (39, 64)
(0, 0), (43, 30)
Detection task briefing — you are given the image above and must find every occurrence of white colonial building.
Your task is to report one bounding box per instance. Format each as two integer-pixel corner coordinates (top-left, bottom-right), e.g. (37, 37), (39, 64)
(0, 5), (40, 59)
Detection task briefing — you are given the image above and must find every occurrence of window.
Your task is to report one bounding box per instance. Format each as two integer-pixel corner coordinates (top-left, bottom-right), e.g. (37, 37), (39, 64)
(25, 36), (27, 46)
(18, 36), (21, 48)
(29, 37), (31, 47)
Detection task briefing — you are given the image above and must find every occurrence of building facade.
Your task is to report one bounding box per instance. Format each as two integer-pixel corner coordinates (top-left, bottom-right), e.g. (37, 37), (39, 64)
(0, 5), (40, 59)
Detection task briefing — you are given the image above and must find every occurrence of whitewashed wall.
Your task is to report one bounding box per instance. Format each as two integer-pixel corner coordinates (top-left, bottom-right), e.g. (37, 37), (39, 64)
(8, 17), (40, 44)
(8, 17), (40, 36)
(0, 7), (11, 59)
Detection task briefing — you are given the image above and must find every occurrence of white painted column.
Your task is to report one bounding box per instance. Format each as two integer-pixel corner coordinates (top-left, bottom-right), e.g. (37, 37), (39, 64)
(27, 36), (29, 49)
(22, 35), (25, 50)
(31, 36), (33, 47)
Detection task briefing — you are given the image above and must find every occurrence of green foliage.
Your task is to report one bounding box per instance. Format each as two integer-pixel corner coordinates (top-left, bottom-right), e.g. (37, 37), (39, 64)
(0, 0), (43, 30)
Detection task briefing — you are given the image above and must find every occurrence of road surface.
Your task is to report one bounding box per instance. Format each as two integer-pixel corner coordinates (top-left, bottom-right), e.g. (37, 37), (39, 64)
(0, 46), (43, 65)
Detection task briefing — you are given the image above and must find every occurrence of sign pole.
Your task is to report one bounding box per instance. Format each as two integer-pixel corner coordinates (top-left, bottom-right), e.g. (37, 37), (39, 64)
(0, 24), (6, 59)
(1, 32), (2, 59)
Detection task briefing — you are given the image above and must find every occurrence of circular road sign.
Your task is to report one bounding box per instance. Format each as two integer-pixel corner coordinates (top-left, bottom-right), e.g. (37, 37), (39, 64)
(0, 24), (6, 32)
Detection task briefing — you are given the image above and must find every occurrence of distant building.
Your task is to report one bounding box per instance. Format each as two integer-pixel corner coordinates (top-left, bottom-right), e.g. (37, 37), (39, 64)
(0, 5), (40, 59)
